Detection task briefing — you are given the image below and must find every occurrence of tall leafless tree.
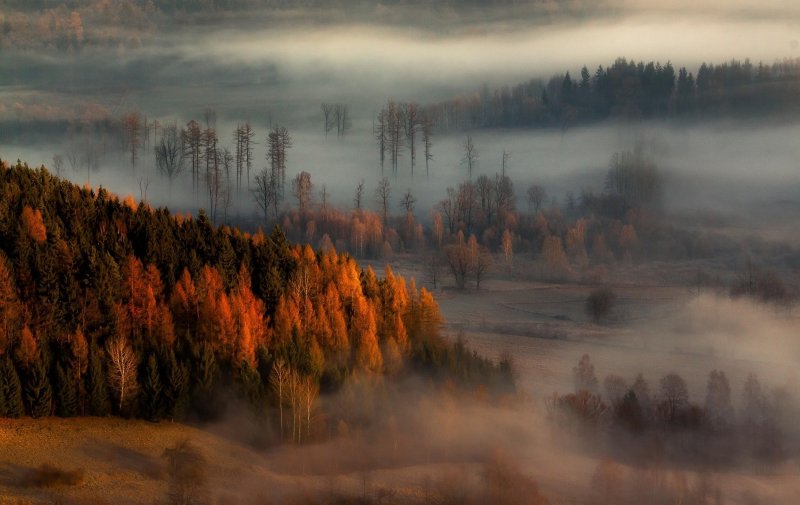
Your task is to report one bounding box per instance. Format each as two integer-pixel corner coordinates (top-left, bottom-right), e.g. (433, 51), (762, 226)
(253, 167), (279, 223)
(375, 176), (391, 225)
(421, 113), (434, 179)
(122, 111), (142, 168)
(267, 126), (292, 199)
(353, 179), (365, 210)
(154, 124), (185, 190)
(405, 103), (418, 176)
(182, 120), (203, 192)
(334, 103), (351, 138)
(321, 103), (335, 138)
(461, 135), (478, 178)
(106, 336), (138, 412)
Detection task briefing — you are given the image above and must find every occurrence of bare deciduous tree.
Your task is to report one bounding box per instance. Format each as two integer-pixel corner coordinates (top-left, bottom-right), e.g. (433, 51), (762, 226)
(321, 103), (335, 137)
(421, 113), (434, 179)
(374, 177), (391, 225)
(270, 359), (289, 440)
(121, 111), (142, 168)
(399, 189), (416, 214)
(253, 167), (280, 222)
(405, 103), (418, 175)
(353, 179), (365, 210)
(374, 109), (387, 173)
(267, 126), (292, 198)
(461, 135), (478, 178)
(527, 184), (546, 213)
(154, 124), (184, 189)
(106, 336), (138, 412)
(182, 120), (203, 191)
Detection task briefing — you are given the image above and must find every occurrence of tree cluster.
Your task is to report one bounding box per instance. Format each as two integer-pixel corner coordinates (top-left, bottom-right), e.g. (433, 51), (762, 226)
(0, 161), (512, 436)
(424, 57), (800, 131)
(547, 354), (797, 467)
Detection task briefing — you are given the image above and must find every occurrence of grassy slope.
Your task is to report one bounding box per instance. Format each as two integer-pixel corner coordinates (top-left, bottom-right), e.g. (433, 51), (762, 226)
(0, 417), (298, 505)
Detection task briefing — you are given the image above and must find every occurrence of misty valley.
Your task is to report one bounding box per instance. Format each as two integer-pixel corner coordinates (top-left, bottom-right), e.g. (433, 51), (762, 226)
(1, 1), (799, 504)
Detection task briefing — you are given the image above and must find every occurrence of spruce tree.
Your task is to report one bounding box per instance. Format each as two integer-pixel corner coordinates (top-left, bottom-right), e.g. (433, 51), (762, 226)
(55, 362), (78, 417)
(0, 356), (24, 418)
(141, 354), (164, 421)
(164, 351), (189, 421)
(25, 355), (53, 418)
(87, 343), (110, 416)
(192, 344), (219, 420)
(0, 371), (6, 416)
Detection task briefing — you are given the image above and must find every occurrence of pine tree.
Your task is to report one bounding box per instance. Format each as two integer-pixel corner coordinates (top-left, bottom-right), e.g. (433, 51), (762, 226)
(192, 344), (219, 420)
(164, 351), (189, 421)
(55, 362), (78, 417)
(0, 356), (24, 418)
(87, 343), (110, 416)
(141, 354), (164, 421)
(25, 355), (53, 418)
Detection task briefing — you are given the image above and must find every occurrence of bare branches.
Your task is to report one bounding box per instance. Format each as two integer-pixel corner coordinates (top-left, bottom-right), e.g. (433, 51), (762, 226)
(154, 124), (184, 186)
(105, 336), (138, 412)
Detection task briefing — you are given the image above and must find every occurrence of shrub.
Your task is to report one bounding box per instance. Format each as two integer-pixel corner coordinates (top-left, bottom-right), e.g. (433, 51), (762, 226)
(21, 464), (84, 487)
(586, 287), (616, 323)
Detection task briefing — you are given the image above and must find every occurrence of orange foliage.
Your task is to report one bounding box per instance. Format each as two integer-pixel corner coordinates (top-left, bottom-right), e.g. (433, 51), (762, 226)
(122, 195), (137, 211)
(0, 255), (21, 355)
(352, 294), (382, 372)
(21, 206), (47, 243)
(16, 325), (38, 368)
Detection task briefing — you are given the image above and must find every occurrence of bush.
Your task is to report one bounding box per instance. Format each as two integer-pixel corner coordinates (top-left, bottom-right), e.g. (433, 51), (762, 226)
(586, 287), (616, 323)
(21, 463), (84, 487)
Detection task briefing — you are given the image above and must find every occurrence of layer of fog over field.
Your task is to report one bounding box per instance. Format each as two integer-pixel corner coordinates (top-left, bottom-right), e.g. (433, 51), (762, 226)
(3, 1), (800, 231)
(2, 2), (800, 504)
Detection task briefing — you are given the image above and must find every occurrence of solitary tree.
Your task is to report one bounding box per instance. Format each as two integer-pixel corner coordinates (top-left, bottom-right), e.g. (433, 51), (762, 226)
(573, 354), (599, 394)
(461, 135), (478, 178)
(658, 373), (689, 424)
(421, 113), (434, 178)
(374, 109), (387, 173)
(527, 184), (546, 213)
(405, 103), (419, 175)
(375, 177), (391, 224)
(106, 335), (139, 412)
(353, 179), (365, 210)
(122, 111), (142, 167)
(292, 171), (314, 212)
(321, 103), (335, 137)
(154, 124), (184, 190)
(586, 287), (616, 323)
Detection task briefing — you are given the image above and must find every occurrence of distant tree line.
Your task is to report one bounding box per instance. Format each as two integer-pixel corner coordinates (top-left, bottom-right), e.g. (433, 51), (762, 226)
(425, 57), (800, 131)
(549, 354), (798, 468)
(0, 161), (513, 437)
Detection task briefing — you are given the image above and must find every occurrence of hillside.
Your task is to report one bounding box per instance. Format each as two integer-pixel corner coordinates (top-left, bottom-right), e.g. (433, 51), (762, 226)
(0, 160), (512, 429)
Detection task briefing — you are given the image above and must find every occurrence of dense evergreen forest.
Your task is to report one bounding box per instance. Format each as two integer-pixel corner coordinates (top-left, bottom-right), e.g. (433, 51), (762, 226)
(0, 160), (512, 435)
(425, 57), (800, 130)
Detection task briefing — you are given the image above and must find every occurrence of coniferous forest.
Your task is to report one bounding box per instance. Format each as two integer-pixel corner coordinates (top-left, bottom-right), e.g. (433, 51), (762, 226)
(0, 160), (512, 430)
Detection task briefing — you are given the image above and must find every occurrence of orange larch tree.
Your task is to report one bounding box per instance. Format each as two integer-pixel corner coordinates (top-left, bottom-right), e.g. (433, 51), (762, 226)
(21, 206), (47, 243)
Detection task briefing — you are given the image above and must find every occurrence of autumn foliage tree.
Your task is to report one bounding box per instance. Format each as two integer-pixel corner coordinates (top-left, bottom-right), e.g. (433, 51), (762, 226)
(0, 161), (511, 431)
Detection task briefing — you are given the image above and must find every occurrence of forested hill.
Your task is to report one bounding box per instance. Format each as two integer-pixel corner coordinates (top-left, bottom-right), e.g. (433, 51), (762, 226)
(0, 160), (511, 429)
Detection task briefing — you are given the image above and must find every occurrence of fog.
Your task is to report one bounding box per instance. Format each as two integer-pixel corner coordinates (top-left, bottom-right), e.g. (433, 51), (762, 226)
(3, 2), (800, 234)
(2, 3), (800, 502)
